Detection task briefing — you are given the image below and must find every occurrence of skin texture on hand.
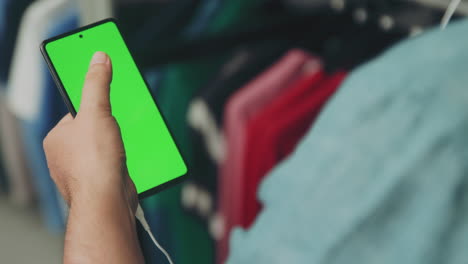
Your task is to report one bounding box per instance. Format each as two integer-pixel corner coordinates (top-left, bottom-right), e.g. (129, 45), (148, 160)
(43, 51), (144, 264)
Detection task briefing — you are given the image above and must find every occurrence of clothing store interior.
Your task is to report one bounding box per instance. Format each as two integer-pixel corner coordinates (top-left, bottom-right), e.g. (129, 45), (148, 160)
(2, 0), (468, 263)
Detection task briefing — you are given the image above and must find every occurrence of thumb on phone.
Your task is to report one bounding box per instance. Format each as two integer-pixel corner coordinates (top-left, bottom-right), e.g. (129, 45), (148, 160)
(79, 51), (113, 116)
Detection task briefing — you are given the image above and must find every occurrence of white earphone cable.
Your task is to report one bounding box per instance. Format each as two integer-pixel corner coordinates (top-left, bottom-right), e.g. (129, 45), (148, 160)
(136, 204), (174, 264)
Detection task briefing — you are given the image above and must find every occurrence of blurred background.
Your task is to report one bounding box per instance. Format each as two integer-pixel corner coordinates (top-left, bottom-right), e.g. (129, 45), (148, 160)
(2, 0), (468, 263)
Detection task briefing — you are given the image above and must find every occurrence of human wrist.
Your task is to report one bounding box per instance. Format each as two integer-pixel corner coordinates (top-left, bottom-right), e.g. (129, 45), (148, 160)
(70, 175), (134, 218)
(71, 180), (132, 211)
(65, 181), (142, 264)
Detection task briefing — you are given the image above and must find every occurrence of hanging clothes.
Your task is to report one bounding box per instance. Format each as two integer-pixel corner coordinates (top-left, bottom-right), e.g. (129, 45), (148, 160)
(142, 1), (269, 263)
(227, 18), (468, 264)
(0, 0), (33, 85)
(137, 1), (225, 263)
(0, 153), (5, 193)
(0, 0), (35, 205)
(77, 0), (113, 26)
(182, 0), (223, 37)
(141, 0), (223, 98)
(184, 41), (290, 223)
(218, 49), (320, 263)
(137, 1), (227, 263)
(6, 0), (79, 231)
(0, 95), (33, 205)
(158, 0), (269, 164)
(0, 0), (9, 191)
(127, 0), (201, 53)
(241, 71), (347, 228)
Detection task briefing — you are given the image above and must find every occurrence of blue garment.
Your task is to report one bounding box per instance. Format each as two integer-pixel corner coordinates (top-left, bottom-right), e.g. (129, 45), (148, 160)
(138, 204), (175, 264)
(143, 67), (164, 94)
(0, 1), (7, 53)
(228, 19), (468, 264)
(142, 0), (222, 97)
(21, 8), (78, 232)
(0, 0), (8, 193)
(183, 0), (223, 38)
(129, 0), (200, 53)
(0, 0), (33, 85)
(0, 131), (6, 192)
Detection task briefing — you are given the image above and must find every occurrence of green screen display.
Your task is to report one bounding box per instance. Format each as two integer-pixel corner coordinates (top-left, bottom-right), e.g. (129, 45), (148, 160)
(43, 20), (187, 195)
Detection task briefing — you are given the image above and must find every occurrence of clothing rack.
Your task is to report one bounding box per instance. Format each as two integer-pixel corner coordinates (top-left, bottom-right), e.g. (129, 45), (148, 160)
(135, 1), (449, 69)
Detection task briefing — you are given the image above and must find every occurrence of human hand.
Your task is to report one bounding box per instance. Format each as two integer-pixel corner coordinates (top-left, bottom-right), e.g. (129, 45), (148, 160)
(43, 51), (144, 264)
(43, 51), (137, 214)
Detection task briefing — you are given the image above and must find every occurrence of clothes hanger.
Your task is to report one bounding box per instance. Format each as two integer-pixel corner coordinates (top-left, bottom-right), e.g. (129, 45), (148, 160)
(441, 0), (463, 28)
(133, 11), (340, 68)
(319, 0), (403, 72)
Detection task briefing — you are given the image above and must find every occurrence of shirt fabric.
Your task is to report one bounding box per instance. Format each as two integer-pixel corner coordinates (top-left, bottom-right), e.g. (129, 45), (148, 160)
(227, 19), (468, 264)
(144, 1), (269, 263)
(219, 49), (319, 263)
(128, 0), (201, 53)
(137, 3), (227, 263)
(7, 0), (69, 121)
(182, 0), (223, 38)
(7, 0), (78, 231)
(0, 93), (34, 205)
(184, 42), (289, 224)
(241, 71), (346, 228)
(0, 0), (34, 204)
(0, 0), (33, 85)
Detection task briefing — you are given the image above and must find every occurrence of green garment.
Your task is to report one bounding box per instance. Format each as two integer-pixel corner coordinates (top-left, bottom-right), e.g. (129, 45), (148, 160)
(152, 0), (269, 263)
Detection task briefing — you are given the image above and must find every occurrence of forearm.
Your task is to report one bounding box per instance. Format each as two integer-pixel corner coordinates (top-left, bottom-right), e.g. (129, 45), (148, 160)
(63, 186), (144, 264)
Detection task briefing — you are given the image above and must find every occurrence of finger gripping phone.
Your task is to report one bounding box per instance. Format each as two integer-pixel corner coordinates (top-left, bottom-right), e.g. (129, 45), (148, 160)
(41, 18), (187, 199)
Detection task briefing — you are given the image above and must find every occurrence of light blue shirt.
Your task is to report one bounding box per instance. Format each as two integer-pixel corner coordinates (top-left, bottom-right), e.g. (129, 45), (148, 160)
(228, 19), (468, 264)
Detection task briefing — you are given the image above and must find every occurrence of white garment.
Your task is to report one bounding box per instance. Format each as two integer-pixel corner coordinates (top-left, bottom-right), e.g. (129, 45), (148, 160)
(78, 0), (113, 26)
(187, 99), (225, 164)
(6, 0), (70, 121)
(0, 90), (34, 206)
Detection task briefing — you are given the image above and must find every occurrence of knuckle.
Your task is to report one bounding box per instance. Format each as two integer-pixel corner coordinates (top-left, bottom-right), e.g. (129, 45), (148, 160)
(43, 129), (58, 151)
(43, 135), (51, 151)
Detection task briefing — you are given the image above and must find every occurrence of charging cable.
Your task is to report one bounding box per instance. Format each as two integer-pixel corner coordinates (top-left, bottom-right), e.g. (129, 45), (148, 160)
(136, 204), (174, 264)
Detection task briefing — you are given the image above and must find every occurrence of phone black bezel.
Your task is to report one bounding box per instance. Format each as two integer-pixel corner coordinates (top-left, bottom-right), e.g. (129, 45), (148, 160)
(40, 18), (188, 200)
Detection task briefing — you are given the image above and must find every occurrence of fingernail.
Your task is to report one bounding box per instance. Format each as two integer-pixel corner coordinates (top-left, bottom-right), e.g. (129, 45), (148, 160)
(91, 51), (108, 65)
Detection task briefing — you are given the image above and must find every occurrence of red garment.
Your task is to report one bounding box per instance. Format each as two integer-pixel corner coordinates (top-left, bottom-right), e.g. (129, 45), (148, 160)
(218, 50), (320, 264)
(242, 71), (347, 227)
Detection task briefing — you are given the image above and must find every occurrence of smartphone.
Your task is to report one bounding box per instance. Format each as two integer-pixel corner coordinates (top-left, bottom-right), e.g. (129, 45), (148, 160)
(40, 18), (187, 199)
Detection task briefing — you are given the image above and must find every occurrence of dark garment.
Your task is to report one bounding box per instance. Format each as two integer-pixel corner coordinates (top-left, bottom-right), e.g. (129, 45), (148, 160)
(145, 1), (270, 263)
(0, 0), (33, 85)
(137, 205), (175, 264)
(196, 42), (291, 126)
(140, 0), (223, 96)
(0, 145), (6, 193)
(117, 0), (201, 63)
(184, 41), (290, 224)
(183, 0), (223, 38)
